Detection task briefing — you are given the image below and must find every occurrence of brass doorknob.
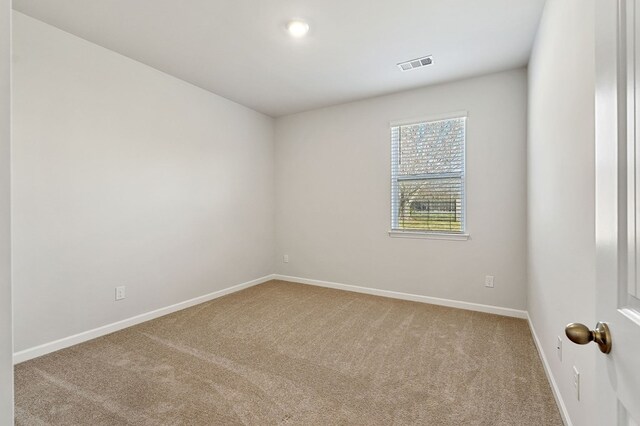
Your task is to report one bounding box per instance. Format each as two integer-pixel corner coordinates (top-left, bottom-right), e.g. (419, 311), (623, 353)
(565, 322), (612, 354)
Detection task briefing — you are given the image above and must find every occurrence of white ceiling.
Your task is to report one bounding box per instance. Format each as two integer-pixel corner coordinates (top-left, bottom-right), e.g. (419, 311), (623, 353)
(13, 0), (546, 117)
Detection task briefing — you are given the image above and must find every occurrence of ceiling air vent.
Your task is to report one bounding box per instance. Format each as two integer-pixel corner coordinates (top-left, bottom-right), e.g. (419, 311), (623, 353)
(397, 55), (433, 72)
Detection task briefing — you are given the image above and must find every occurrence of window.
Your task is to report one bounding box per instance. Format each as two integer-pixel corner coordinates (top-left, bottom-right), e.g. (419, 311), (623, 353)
(391, 115), (466, 235)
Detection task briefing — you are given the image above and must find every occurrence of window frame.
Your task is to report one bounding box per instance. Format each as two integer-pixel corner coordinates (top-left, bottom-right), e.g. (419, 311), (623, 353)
(388, 111), (469, 240)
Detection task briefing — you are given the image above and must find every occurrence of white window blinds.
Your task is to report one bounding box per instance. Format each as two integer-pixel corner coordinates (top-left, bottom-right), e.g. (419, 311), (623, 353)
(391, 116), (466, 233)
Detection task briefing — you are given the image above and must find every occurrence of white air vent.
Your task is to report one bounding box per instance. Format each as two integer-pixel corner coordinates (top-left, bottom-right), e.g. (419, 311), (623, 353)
(397, 55), (433, 71)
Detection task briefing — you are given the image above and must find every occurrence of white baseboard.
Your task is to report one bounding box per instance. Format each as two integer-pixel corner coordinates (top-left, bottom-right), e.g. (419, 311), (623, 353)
(13, 274), (276, 364)
(527, 313), (571, 426)
(273, 274), (528, 319)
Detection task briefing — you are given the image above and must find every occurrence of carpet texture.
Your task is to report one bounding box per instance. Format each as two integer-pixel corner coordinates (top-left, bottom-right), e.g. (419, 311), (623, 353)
(15, 280), (562, 425)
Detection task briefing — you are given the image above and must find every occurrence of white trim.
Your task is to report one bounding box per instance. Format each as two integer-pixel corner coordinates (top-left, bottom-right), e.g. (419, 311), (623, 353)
(527, 313), (571, 426)
(388, 230), (470, 240)
(390, 110), (468, 127)
(13, 274), (276, 364)
(273, 274), (527, 319)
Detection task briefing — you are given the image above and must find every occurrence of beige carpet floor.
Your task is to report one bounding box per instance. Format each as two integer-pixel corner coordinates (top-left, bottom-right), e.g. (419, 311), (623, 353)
(15, 280), (562, 425)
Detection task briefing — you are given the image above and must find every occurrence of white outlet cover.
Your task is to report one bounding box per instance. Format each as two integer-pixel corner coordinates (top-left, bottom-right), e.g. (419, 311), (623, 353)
(283, 254), (289, 263)
(484, 275), (494, 288)
(573, 366), (580, 400)
(115, 286), (126, 301)
(556, 336), (562, 362)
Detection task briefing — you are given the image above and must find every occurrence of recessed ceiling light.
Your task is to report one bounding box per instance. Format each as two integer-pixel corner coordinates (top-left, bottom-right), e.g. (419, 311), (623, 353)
(287, 20), (309, 38)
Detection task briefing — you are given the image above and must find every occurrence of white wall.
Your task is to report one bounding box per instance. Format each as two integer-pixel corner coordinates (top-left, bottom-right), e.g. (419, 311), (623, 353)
(11, 12), (275, 352)
(527, 0), (596, 424)
(275, 69), (528, 310)
(0, 0), (12, 423)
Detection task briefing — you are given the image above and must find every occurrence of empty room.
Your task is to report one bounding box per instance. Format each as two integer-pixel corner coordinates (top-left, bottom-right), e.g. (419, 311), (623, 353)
(1, 0), (640, 425)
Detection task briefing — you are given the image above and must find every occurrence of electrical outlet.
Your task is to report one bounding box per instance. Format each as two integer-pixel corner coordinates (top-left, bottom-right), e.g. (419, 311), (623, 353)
(115, 286), (126, 301)
(283, 254), (289, 263)
(573, 366), (580, 400)
(557, 336), (562, 362)
(484, 275), (494, 288)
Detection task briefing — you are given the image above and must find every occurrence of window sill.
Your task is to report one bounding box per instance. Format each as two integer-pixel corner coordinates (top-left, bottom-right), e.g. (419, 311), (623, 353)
(388, 230), (470, 241)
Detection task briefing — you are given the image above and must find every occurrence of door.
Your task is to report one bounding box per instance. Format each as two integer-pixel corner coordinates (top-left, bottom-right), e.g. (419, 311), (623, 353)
(594, 0), (640, 423)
